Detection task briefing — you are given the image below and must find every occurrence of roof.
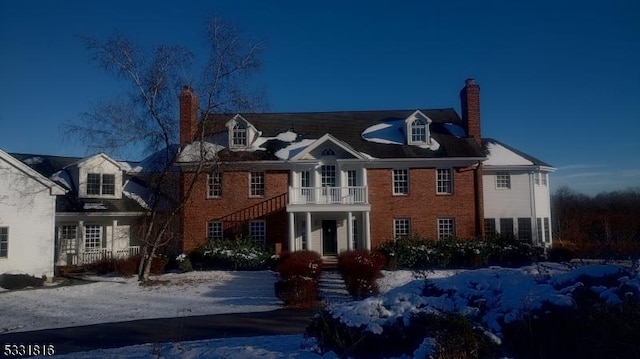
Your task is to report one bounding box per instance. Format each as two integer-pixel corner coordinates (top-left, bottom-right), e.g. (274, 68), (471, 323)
(10, 152), (149, 214)
(483, 138), (554, 168)
(0, 149), (67, 196)
(201, 109), (485, 160)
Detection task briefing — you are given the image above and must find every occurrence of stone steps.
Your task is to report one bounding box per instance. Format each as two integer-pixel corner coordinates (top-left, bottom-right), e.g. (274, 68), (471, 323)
(318, 270), (351, 305)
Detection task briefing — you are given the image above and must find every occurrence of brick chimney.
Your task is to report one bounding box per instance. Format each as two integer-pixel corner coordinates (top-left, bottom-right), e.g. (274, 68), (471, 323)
(460, 78), (481, 146)
(179, 86), (198, 145)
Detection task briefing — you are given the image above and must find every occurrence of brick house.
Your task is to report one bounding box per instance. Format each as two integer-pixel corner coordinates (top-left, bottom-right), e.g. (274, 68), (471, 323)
(177, 79), (510, 256)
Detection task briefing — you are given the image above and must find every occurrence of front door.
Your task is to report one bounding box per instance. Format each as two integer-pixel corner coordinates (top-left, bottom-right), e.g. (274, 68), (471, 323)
(322, 220), (337, 255)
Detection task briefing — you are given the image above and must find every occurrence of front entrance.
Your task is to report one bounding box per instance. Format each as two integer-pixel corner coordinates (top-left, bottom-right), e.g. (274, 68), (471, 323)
(322, 220), (337, 255)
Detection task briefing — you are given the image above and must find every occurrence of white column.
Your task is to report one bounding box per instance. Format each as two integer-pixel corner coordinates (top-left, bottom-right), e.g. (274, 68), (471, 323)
(78, 220), (84, 264)
(112, 219), (118, 255)
(364, 211), (371, 250)
(306, 212), (312, 250)
(288, 212), (295, 252)
(347, 211), (353, 251)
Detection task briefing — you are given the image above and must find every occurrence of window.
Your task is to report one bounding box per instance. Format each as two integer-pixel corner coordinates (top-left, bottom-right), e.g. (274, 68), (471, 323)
(437, 168), (453, 194)
(0, 227), (8, 257)
(517, 218), (532, 241)
(84, 225), (102, 251)
(541, 173), (548, 186)
(534, 173), (548, 186)
(60, 225), (78, 253)
(208, 173), (222, 198)
(250, 172), (265, 197)
(484, 218), (497, 238)
(410, 119), (427, 143)
(321, 148), (336, 157)
(207, 221), (223, 241)
(499, 218), (514, 238)
(352, 217), (358, 249)
(321, 165), (336, 188)
(86, 173), (116, 196)
(249, 220), (266, 244)
(544, 218), (551, 243)
(232, 122), (247, 147)
(537, 218), (543, 243)
(393, 218), (411, 238)
(438, 218), (455, 240)
(392, 169), (408, 195)
(496, 172), (511, 189)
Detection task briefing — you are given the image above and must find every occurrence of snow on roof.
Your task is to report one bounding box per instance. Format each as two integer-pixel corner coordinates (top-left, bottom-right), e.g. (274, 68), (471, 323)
(122, 179), (151, 210)
(83, 202), (108, 210)
(361, 119), (440, 150)
(274, 139), (315, 160)
(484, 141), (534, 166)
(23, 156), (44, 165)
(50, 170), (73, 191)
(251, 130), (299, 153)
(177, 141), (225, 162)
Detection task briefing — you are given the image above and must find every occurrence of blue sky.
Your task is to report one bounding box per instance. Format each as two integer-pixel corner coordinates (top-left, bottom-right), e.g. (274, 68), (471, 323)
(1, 0), (638, 195)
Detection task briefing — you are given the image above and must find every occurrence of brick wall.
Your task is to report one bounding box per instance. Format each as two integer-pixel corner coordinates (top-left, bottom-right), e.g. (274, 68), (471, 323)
(181, 169), (289, 252)
(368, 167), (479, 248)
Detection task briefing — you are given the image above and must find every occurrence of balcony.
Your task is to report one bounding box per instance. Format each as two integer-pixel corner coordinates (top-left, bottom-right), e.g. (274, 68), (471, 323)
(289, 186), (368, 205)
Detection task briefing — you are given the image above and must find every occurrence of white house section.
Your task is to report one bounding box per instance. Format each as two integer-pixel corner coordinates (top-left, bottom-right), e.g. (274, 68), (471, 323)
(0, 149), (65, 279)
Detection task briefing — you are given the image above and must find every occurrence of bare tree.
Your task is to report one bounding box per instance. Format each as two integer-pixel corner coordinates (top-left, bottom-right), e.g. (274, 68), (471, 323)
(67, 17), (265, 282)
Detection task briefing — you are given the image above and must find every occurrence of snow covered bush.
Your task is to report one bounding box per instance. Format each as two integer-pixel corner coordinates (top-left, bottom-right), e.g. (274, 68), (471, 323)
(175, 253), (193, 273)
(337, 250), (386, 299)
(307, 263), (640, 359)
(274, 251), (323, 308)
(189, 237), (274, 270)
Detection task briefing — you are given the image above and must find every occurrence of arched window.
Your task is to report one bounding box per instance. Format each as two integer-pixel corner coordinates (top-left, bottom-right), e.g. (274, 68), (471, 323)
(410, 119), (427, 143)
(231, 122), (247, 147)
(321, 148), (336, 157)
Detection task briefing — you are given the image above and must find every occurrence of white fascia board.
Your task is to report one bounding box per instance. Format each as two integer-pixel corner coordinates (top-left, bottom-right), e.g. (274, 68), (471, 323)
(0, 148), (67, 196)
(289, 133), (367, 161)
(69, 153), (126, 171)
(483, 165), (557, 172)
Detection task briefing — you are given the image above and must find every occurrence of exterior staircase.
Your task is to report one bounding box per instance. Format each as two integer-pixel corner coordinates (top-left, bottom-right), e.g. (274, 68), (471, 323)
(318, 265), (351, 305)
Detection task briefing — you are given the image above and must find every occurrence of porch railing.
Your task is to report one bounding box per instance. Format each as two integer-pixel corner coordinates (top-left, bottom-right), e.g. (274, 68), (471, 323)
(78, 246), (141, 265)
(289, 186), (368, 205)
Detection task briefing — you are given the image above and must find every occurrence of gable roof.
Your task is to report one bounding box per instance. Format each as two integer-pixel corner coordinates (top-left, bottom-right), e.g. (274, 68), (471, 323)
(202, 109), (484, 160)
(0, 149), (67, 196)
(483, 138), (554, 168)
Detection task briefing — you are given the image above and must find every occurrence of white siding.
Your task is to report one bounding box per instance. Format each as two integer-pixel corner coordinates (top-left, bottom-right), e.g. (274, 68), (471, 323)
(0, 158), (58, 279)
(483, 171), (533, 219)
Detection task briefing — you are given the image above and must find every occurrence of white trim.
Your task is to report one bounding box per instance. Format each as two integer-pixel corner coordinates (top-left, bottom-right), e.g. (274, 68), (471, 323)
(0, 148), (67, 195)
(289, 133), (367, 161)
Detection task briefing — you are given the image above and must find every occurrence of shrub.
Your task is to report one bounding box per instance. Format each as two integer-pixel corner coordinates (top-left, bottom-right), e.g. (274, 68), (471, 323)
(274, 250), (323, 308)
(306, 310), (495, 359)
(84, 258), (116, 275)
(275, 275), (319, 308)
(337, 250), (385, 299)
(0, 274), (45, 290)
(114, 256), (139, 277)
(175, 253), (193, 273)
(189, 237), (275, 271)
(276, 250), (323, 280)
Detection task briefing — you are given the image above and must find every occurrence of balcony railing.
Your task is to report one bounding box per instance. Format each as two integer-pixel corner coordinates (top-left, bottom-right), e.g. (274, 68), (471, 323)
(289, 186), (368, 205)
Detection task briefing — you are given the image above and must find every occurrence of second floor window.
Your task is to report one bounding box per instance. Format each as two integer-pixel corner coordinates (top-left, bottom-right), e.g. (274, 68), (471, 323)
(87, 173), (115, 196)
(496, 172), (511, 189)
(436, 168), (453, 194)
(208, 173), (222, 198)
(250, 172), (265, 197)
(393, 169), (408, 195)
(321, 165), (336, 188)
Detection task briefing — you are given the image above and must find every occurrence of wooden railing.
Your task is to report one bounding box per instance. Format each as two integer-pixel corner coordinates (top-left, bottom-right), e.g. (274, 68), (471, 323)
(78, 246), (141, 265)
(288, 186), (368, 205)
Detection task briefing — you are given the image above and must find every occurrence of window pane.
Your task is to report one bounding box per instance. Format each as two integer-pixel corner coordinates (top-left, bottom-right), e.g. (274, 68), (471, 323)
(544, 218), (551, 243)
(496, 172), (511, 189)
(321, 165), (336, 188)
(393, 169), (408, 195)
(484, 218), (496, 238)
(102, 174), (115, 195)
(232, 123), (247, 146)
(84, 225), (102, 250)
(438, 218), (455, 240)
(500, 218), (514, 238)
(61, 225), (77, 253)
(537, 218), (543, 243)
(437, 168), (453, 194)
(0, 227), (8, 257)
(411, 119), (426, 142)
(393, 218), (410, 238)
(207, 221), (223, 240)
(249, 220), (266, 244)
(250, 172), (265, 196)
(517, 218), (532, 241)
(87, 173), (101, 195)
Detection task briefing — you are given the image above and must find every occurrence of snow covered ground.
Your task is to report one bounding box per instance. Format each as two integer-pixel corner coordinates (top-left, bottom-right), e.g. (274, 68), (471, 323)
(2, 264), (638, 358)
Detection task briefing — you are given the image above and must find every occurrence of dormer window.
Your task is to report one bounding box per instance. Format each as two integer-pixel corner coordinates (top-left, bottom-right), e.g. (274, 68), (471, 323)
(410, 119), (427, 143)
(231, 123), (247, 147)
(86, 173), (115, 196)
